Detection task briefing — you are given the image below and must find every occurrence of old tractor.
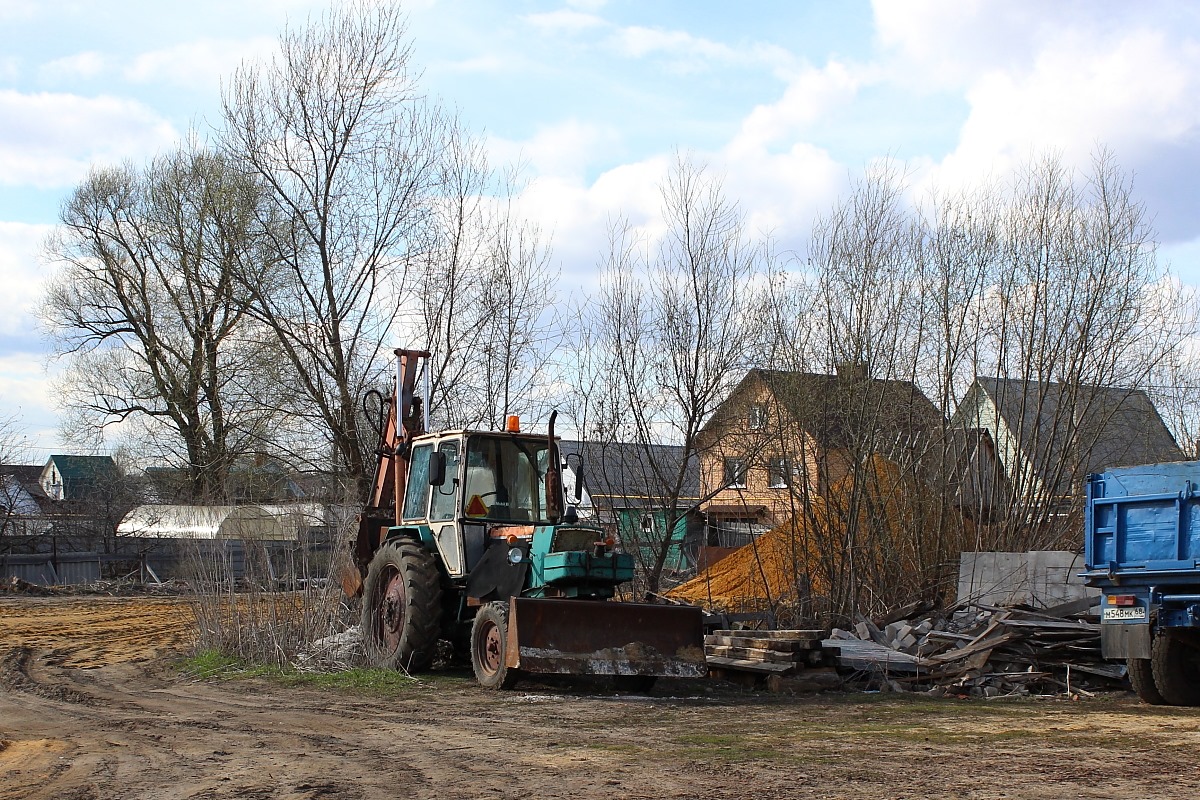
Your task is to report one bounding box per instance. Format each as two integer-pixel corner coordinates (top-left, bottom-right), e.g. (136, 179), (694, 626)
(345, 349), (705, 689)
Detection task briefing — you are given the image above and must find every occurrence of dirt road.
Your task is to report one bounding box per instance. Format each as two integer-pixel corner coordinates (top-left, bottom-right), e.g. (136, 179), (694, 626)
(2, 595), (1200, 800)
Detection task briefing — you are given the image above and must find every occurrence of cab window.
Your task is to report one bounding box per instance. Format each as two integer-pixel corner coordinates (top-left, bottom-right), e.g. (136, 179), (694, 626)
(402, 443), (433, 521)
(429, 441), (460, 522)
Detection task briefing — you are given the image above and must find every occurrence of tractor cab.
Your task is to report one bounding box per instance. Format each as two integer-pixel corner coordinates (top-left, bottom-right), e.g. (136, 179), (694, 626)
(397, 431), (556, 575)
(395, 429), (630, 600)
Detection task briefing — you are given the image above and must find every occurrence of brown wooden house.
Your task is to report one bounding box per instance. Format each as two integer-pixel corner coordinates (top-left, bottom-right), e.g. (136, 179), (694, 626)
(696, 364), (945, 541)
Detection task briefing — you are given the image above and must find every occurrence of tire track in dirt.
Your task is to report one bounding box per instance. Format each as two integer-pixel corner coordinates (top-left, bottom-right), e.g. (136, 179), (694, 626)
(5, 595), (1200, 799)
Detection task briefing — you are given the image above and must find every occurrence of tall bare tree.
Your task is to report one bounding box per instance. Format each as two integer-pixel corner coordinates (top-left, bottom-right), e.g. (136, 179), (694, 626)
(963, 151), (1195, 548)
(750, 151), (1197, 618)
(42, 144), (273, 500)
(221, 1), (443, 499)
(404, 133), (560, 432)
(0, 412), (27, 465)
(583, 155), (766, 594)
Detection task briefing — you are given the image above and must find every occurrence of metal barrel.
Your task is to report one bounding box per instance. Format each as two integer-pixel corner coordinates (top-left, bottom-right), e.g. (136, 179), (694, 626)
(506, 597), (707, 678)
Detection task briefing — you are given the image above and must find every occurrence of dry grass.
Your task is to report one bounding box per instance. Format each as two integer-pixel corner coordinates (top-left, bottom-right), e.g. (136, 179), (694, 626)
(184, 520), (361, 670)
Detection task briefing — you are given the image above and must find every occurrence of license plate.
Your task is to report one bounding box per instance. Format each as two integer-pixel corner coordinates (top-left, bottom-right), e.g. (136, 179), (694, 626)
(1103, 606), (1147, 621)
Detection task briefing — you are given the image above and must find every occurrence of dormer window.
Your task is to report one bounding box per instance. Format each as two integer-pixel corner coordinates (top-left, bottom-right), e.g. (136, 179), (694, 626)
(748, 404), (767, 431)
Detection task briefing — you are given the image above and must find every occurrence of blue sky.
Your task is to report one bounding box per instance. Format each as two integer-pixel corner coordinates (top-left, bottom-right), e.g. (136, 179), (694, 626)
(3, 0), (1200, 458)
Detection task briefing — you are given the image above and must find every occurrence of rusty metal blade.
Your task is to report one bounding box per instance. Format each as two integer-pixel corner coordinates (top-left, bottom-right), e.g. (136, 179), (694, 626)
(507, 598), (707, 678)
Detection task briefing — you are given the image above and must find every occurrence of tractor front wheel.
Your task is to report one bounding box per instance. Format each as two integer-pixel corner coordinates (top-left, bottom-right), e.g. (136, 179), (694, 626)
(471, 601), (519, 690)
(361, 540), (442, 673)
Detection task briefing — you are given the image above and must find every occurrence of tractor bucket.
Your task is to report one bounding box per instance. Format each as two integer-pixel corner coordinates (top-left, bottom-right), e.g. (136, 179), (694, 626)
(506, 598), (707, 678)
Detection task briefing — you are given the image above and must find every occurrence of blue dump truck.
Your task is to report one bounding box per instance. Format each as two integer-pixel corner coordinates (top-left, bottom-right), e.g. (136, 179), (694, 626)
(1083, 461), (1200, 705)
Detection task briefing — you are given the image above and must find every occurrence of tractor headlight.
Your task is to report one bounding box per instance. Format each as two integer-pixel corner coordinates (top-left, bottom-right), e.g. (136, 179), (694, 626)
(507, 547), (524, 564)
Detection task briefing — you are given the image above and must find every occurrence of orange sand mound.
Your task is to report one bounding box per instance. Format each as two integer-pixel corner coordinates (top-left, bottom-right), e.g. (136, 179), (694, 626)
(668, 454), (969, 610)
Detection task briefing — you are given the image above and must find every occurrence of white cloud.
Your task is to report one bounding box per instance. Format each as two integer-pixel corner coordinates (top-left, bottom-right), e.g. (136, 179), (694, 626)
(525, 9), (607, 33)
(612, 26), (735, 61)
(0, 221), (53, 336)
(0, 350), (63, 455)
(720, 141), (844, 250)
(871, 0), (1047, 90)
(0, 0), (36, 21)
(0, 352), (51, 411)
(0, 221), (52, 317)
(40, 51), (108, 82)
(490, 119), (622, 182)
(931, 27), (1200, 190)
(606, 25), (793, 75)
(0, 56), (19, 82)
(124, 36), (278, 90)
(731, 61), (859, 153)
(0, 90), (178, 189)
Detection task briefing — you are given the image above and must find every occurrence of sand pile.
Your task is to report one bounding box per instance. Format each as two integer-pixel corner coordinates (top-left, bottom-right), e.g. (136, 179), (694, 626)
(668, 454), (967, 611)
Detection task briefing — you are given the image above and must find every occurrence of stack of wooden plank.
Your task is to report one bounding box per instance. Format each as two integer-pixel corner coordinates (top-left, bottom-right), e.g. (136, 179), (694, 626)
(704, 629), (842, 692)
(827, 596), (1120, 696)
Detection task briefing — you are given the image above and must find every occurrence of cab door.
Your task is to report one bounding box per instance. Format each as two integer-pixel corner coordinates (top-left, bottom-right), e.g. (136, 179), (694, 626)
(429, 439), (466, 576)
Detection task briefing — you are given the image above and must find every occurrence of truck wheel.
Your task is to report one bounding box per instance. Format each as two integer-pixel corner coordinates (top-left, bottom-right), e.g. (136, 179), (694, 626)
(361, 540), (443, 673)
(471, 601), (519, 690)
(1151, 631), (1200, 706)
(1126, 657), (1166, 705)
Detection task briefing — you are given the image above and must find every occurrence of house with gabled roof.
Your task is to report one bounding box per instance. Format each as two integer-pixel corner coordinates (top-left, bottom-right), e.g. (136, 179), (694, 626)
(0, 464), (53, 537)
(696, 364), (946, 536)
(558, 439), (703, 576)
(951, 377), (1184, 514)
(40, 455), (120, 502)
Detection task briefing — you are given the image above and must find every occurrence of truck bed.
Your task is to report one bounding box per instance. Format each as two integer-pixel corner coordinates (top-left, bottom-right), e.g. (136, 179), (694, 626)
(1084, 460), (1200, 584)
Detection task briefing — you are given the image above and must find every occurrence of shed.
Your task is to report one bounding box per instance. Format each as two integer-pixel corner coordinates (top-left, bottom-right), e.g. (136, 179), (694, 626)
(117, 504), (328, 541)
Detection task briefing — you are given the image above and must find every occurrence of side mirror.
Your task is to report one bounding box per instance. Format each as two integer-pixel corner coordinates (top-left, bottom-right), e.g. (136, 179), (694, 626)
(565, 453), (585, 505)
(428, 451), (446, 486)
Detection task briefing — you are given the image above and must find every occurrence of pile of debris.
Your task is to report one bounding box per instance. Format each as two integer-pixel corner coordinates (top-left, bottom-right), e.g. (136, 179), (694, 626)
(828, 596), (1117, 697)
(0, 576), (56, 595)
(0, 576), (186, 597)
(704, 629), (842, 692)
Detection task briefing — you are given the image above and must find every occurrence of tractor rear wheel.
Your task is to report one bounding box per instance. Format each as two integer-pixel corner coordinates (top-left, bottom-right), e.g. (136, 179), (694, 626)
(1151, 630), (1200, 706)
(471, 601), (519, 690)
(361, 540), (442, 673)
(1126, 657), (1166, 705)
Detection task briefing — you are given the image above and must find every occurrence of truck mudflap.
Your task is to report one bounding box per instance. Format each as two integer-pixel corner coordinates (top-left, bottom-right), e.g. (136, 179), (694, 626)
(506, 597), (707, 678)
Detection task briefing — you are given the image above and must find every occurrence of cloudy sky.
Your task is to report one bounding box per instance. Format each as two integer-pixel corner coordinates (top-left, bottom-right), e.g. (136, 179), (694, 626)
(3, 0), (1200, 458)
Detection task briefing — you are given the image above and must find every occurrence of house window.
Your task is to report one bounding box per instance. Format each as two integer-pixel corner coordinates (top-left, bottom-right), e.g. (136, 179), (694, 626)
(748, 404), (767, 431)
(768, 458), (789, 489)
(723, 458), (747, 489)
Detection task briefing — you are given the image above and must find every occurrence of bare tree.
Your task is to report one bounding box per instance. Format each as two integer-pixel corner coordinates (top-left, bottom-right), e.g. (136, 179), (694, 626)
(474, 169), (560, 429)
(583, 155), (766, 594)
(0, 412), (28, 465)
(405, 133), (560, 431)
(0, 413), (34, 538)
(221, 1), (443, 499)
(42, 144), (274, 500)
(964, 151), (1195, 549)
(730, 150), (1197, 620)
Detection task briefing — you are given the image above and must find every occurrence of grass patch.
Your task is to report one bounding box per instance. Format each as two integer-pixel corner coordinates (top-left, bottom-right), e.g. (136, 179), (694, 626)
(178, 649), (425, 696)
(672, 732), (786, 762)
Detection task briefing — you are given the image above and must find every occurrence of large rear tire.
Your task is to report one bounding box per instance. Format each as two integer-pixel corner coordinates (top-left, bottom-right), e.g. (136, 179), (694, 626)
(1151, 630), (1200, 706)
(471, 601), (519, 690)
(1126, 657), (1166, 705)
(361, 540), (442, 673)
